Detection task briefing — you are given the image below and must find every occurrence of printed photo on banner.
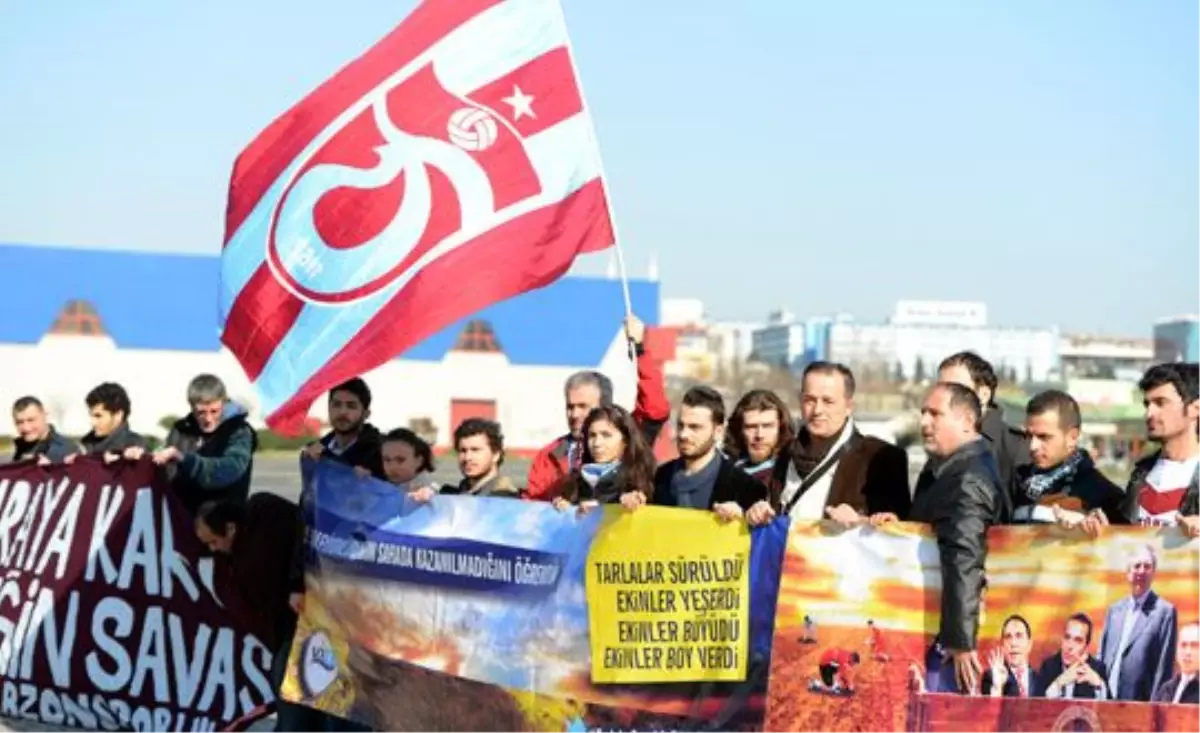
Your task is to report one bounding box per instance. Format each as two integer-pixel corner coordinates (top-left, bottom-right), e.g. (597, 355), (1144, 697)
(764, 522), (1199, 733)
(282, 461), (772, 731)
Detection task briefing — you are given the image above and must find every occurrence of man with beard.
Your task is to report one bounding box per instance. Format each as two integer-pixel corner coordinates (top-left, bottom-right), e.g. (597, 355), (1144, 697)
(73, 382), (148, 461)
(1035, 613), (1109, 700)
(643, 386), (765, 517)
(441, 418), (519, 497)
(1012, 390), (1130, 528)
(1122, 363), (1199, 535)
(744, 362), (910, 528)
(875, 383), (1006, 694)
(303, 377), (385, 480)
(526, 315), (670, 501)
(725, 389), (796, 485)
(937, 351), (1030, 494)
(982, 615), (1035, 698)
(11, 396), (78, 464)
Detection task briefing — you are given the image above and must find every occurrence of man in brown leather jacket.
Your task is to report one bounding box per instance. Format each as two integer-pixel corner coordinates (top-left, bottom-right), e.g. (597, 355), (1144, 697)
(873, 382), (1007, 694)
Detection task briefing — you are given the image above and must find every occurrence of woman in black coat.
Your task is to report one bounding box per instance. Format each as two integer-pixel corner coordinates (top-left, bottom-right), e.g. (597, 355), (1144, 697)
(553, 404), (658, 513)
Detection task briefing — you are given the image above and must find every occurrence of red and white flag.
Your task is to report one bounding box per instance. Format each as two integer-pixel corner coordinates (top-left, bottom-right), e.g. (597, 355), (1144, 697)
(218, 0), (614, 432)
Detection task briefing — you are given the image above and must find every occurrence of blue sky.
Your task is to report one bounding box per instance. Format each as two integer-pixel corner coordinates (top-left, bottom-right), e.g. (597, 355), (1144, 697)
(0, 0), (1195, 336)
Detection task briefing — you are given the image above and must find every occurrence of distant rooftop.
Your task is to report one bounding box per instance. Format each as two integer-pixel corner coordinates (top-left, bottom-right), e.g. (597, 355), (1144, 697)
(1154, 314), (1200, 325)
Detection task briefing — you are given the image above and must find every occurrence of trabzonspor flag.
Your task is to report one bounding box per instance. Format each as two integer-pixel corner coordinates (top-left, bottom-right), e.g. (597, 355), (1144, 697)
(219, 0), (614, 432)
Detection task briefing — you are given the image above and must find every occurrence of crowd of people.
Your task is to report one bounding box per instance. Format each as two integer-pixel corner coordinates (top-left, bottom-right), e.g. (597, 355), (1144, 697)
(6, 315), (1199, 729)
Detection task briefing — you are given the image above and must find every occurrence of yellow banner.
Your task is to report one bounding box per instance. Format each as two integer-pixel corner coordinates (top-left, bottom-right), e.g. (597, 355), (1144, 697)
(585, 505), (751, 683)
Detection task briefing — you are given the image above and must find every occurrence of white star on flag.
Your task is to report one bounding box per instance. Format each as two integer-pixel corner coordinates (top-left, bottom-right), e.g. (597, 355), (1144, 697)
(502, 85), (536, 120)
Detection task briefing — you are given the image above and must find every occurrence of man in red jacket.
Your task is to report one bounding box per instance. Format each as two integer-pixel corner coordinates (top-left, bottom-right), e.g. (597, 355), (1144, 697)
(525, 315), (670, 501)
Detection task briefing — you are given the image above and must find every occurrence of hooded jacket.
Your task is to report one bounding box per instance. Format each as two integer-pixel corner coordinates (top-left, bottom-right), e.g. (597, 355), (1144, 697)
(165, 402), (258, 516)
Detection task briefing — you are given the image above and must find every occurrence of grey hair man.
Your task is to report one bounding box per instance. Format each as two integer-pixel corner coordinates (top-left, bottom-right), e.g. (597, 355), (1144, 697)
(1099, 543), (1179, 701)
(525, 315), (670, 501)
(147, 374), (258, 516)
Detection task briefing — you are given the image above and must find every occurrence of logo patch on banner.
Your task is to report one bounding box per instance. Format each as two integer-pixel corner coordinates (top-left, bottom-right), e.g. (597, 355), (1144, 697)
(300, 631), (339, 697)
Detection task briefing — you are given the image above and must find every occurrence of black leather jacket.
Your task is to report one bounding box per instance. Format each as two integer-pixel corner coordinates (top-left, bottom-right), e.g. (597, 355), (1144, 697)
(980, 406), (1030, 500)
(911, 439), (1007, 651)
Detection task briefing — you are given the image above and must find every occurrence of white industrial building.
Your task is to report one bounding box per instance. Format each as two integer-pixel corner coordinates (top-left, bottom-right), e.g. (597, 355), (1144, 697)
(0, 244), (663, 453)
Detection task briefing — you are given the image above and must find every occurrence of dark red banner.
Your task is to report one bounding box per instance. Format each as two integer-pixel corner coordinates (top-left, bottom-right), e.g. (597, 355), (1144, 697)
(0, 457), (272, 731)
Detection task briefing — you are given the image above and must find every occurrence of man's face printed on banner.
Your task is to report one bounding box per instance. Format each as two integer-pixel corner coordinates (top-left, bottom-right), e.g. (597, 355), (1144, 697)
(1000, 618), (1032, 668)
(1060, 619), (1090, 666)
(1127, 546), (1157, 597)
(1178, 623), (1200, 676)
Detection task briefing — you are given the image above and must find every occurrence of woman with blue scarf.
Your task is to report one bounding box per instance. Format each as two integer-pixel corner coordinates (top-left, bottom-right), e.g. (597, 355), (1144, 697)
(553, 404), (657, 513)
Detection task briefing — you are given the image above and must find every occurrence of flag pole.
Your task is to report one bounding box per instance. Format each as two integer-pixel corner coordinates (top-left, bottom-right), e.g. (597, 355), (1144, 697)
(554, 0), (639, 371)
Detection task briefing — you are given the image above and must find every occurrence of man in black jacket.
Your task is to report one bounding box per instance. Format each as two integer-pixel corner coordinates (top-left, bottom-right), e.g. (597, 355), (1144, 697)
(11, 396), (78, 464)
(938, 351), (1030, 494)
(647, 386), (766, 517)
(302, 377), (385, 480)
(77, 382), (148, 460)
(1034, 613), (1110, 700)
(151, 374), (258, 516)
(195, 495), (324, 732)
(875, 382), (1006, 694)
(290, 378), (386, 626)
(1014, 390), (1131, 527)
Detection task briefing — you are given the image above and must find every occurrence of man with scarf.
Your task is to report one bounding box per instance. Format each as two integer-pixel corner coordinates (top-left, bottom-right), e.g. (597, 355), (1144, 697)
(725, 389), (796, 486)
(745, 362), (910, 527)
(1013, 390), (1131, 527)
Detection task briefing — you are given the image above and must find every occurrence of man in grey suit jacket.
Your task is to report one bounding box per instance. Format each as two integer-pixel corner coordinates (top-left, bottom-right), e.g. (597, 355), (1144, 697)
(1099, 544), (1178, 701)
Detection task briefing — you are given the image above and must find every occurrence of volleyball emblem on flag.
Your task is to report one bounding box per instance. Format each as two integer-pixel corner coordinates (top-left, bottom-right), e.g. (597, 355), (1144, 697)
(448, 107), (498, 151)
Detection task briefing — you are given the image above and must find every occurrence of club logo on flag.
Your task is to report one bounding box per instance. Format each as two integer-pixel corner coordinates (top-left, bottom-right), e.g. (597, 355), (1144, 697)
(220, 0), (616, 431)
(267, 64), (542, 305)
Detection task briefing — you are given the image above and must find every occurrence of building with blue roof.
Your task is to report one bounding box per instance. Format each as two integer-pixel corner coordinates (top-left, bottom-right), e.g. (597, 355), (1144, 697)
(0, 243), (661, 449)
